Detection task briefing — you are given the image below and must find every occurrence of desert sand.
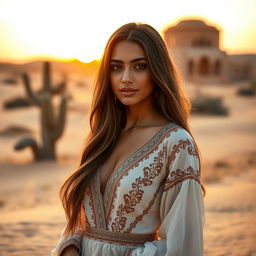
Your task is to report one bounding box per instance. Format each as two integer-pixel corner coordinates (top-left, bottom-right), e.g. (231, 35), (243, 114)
(0, 73), (255, 256)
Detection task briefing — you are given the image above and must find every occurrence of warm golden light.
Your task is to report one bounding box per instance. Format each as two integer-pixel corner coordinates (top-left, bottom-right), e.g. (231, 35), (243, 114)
(77, 55), (99, 64)
(0, 0), (255, 63)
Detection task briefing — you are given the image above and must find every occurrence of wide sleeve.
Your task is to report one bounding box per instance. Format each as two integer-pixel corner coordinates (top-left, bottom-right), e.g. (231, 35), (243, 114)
(51, 226), (83, 256)
(131, 130), (205, 256)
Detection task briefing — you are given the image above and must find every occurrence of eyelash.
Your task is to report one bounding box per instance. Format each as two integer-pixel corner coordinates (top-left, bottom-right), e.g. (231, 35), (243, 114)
(110, 63), (147, 72)
(135, 63), (147, 71)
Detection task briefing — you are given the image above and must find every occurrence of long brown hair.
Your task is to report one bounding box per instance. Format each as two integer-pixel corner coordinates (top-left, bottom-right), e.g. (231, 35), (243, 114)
(60, 22), (206, 236)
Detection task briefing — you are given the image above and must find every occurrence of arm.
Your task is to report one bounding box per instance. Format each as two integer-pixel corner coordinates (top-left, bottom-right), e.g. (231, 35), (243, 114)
(132, 130), (205, 256)
(51, 227), (83, 256)
(60, 245), (79, 256)
(61, 245), (79, 256)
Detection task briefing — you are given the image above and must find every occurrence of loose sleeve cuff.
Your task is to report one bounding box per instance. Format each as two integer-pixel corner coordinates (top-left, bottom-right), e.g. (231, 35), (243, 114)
(51, 234), (82, 256)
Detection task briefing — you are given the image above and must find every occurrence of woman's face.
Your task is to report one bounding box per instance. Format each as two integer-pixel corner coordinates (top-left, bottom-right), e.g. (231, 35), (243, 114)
(110, 40), (154, 107)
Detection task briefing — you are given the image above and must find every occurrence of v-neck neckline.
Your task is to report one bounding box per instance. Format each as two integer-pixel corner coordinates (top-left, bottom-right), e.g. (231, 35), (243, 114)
(98, 121), (176, 199)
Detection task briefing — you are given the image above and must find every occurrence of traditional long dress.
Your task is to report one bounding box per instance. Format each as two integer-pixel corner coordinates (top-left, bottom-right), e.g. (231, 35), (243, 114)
(51, 122), (205, 256)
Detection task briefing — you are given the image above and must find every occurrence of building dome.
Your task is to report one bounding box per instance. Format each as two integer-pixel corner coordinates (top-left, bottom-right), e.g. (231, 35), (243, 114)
(164, 19), (220, 49)
(165, 19), (219, 33)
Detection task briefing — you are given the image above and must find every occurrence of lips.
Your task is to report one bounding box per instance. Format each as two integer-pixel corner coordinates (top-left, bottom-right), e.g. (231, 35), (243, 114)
(119, 88), (138, 92)
(119, 88), (138, 96)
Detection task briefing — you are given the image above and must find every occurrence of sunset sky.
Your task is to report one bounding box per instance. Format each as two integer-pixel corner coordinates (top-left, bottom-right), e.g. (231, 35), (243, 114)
(0, 0), (255, 63)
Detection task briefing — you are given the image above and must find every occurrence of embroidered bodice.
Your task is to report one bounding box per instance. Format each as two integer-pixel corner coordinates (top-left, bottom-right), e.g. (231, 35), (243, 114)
(52, 122), (205, 256)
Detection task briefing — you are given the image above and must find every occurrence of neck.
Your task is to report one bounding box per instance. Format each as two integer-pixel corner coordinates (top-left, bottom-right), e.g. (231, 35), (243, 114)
(124, 97), (168, 131)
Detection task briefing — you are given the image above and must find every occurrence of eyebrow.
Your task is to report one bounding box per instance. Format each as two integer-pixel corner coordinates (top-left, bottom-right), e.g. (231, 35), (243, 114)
(110, 57), (146, 63)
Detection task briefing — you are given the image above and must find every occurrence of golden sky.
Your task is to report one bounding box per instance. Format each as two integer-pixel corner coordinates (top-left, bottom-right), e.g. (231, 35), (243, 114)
(0, 0), (255, 63)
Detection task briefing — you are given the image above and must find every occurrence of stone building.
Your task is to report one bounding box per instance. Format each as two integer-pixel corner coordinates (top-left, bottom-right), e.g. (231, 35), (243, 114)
(163, 19), (256, 84)
(228, 54), (256, 82)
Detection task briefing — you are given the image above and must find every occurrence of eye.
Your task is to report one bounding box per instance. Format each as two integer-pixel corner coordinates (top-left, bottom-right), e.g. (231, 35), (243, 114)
(110, 64), (123, 72)
(134, 63), (147, 72)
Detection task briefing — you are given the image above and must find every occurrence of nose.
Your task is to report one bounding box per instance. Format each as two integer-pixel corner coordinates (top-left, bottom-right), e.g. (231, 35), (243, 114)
(121, 67), (132, 84)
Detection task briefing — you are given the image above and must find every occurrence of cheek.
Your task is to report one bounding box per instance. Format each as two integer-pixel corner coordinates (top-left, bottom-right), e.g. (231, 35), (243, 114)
(138, 73), (154, 91)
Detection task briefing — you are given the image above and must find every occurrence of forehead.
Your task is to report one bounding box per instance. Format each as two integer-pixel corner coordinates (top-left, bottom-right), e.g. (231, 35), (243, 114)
(111, 41), (146, 60)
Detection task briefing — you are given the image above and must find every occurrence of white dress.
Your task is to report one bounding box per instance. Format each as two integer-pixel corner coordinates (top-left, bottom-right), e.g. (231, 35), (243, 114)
(51, 122), (205, 256)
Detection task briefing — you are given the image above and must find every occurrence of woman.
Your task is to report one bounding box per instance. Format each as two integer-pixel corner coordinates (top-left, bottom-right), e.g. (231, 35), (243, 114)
(52, 22), (205, 256)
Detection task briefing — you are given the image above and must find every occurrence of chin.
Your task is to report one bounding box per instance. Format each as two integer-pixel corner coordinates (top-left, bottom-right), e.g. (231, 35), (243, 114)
(118, 94), (153, 106)
(119, 100), (137, 106)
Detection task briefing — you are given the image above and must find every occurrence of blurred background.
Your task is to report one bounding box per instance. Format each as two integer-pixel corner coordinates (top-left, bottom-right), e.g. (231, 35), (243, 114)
(0, 0), (255, 255)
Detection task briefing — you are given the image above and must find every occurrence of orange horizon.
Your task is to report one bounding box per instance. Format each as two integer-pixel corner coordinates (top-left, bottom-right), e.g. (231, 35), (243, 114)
(1, 46), (255, 66)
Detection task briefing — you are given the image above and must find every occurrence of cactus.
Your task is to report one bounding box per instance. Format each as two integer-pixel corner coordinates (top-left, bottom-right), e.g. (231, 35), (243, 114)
(14, 61), (68, 161)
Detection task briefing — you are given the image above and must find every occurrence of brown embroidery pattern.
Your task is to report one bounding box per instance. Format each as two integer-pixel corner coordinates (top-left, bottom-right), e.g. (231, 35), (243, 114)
(87, 184), (97, 227)
(166, 139), (198, 171)
(125, 181), (164, 233)
(105, 125), (179, 219)
(187, 139), (198, 156)
(84, 226), (155, 246)
(164, 139), (200, 191)
(164, 165), (200, 191)
(111, 147), (167, 232)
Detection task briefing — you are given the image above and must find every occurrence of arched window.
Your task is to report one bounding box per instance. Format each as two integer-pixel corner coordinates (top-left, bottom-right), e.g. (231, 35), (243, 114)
(198, 57), (210, 76)
(214, 60), (221, 75)
(192, 39), (199, 47)
(188, 59), (194, 76)
(192, 38), (212, 47)
(199, 38), (205, 47)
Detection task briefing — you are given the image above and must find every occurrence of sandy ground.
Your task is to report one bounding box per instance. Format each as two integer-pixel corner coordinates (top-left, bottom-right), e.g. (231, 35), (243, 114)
(204, 168), (256, 256)
(0, 79), (256, 255)
(0, 161), (255, 256)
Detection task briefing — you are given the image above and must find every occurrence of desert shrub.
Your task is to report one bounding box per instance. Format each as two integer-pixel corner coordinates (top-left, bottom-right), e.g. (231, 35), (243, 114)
(237, 81), (256, 96)
(0, 125), (32, 136)
(214, 161), (231, 168)
(191, 93), (229, 116)
(3, 96), (33, 109)
(2, 78), (17, 85)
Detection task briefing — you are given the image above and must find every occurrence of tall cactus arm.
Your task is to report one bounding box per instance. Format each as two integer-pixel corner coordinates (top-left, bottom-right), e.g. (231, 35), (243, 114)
(51, 81), (66, 95)
(53, 96), (67, 141)
(14, 136), (40, 160)
(21, 73), (40, 106)
(41, 93), (55, 129)
(43, 62), (51, 91)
